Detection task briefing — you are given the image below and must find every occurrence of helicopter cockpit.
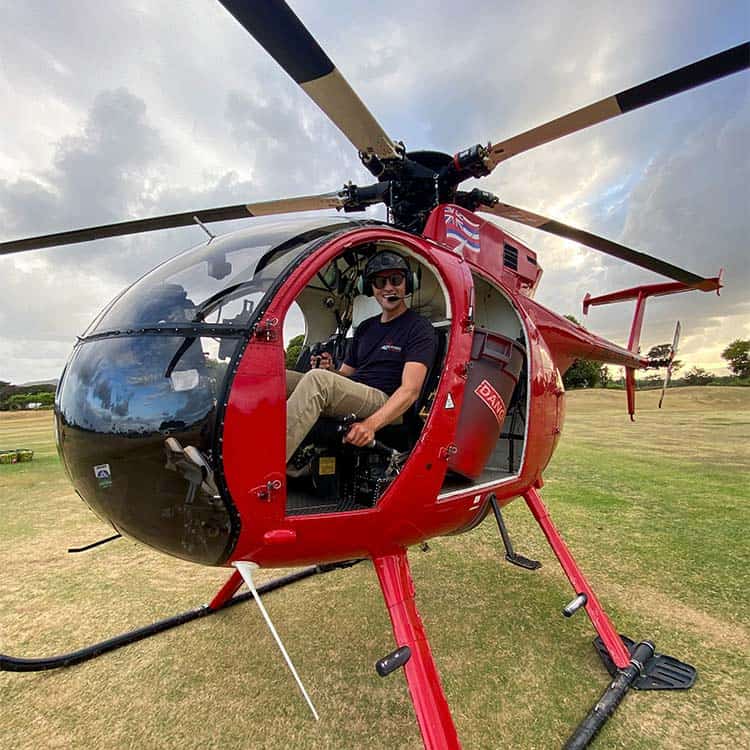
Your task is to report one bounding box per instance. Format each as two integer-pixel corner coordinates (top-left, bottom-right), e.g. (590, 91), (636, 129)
(282, 239), (452, 516)
(55, 217), (360, 566)
(55, 214), (529, 564)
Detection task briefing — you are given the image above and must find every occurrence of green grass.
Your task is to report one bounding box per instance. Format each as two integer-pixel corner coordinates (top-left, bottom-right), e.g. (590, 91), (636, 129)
(1, 388), (748, 749)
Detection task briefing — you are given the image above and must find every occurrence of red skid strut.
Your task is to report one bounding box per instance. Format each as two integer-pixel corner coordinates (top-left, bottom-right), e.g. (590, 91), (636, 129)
(524, 487), (631, 669)
(209, 568), (245, 610)
(374, 551), (461, 750)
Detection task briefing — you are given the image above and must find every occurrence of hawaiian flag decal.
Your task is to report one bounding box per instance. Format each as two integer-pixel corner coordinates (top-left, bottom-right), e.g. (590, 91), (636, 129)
(444, 206), (481, 252)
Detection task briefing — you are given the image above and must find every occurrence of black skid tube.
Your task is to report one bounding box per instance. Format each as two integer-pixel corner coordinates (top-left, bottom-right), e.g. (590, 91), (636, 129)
(563, 640), (656, 749)
(1, 562), (360, 673)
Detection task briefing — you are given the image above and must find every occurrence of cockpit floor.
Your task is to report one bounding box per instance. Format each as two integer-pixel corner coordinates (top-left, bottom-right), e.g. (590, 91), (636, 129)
(284, 466), (518, 516)
(285, 480), (373, 516)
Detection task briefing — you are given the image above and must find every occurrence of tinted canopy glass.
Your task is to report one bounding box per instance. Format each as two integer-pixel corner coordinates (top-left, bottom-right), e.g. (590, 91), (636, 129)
(87, 218), (354, 336)
(57, 217), (358, 566)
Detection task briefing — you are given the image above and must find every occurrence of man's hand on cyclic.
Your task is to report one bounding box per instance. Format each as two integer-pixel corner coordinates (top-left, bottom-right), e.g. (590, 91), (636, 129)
(311, 352), (334, 370)
(343, 420), (376, 447)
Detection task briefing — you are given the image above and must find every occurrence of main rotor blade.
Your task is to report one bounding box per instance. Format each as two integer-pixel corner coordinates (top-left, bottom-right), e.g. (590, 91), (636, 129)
(487, 43), (750, 169)
(218, 0), (399, 160)
(0, 193), (346, 255)
(479, 201), (716, 290)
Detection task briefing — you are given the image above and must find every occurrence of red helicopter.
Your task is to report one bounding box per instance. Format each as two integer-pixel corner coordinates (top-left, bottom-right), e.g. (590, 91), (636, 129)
(1, 2), (747, 747)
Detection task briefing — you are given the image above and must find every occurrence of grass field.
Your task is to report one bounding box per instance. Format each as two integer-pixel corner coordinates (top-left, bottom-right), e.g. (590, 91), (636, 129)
(1, 387), (748, 749)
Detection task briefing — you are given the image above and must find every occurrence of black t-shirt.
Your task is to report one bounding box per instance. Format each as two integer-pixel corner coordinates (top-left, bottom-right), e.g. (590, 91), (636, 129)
(345, 309), (436, 395)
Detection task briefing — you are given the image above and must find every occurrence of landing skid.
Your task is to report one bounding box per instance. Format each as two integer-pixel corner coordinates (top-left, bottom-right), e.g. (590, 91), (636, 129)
(0, 561), (360, 673)
(3, 490), (697, 749)
(523, 487), (697, 748)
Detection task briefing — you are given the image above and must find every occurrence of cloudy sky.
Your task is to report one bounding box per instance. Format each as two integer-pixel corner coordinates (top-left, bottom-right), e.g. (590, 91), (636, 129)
(1, 0), (748, 384)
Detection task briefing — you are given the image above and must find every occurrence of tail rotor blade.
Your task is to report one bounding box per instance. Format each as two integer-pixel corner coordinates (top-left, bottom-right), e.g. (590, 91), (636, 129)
(672, 320), (682, 355)
(486, 43), (749, 170)
(659, 321), (682, 409)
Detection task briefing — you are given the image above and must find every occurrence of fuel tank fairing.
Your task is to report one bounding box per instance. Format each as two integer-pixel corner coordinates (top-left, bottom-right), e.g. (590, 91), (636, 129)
(55, 217), (359, 565)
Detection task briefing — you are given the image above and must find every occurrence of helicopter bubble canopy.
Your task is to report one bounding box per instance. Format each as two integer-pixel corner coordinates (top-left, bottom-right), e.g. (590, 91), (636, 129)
(56, 217), (358, 566)
(85, 217), (355, 335)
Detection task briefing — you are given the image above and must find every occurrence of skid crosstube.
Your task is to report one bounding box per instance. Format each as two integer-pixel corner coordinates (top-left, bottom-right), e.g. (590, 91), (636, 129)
(374, 551), (462, 750)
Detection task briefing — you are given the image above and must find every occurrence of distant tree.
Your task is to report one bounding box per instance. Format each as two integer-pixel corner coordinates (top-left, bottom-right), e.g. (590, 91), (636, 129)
(599, 366), (611, 388)
(6, 391), (54, 409)
(0, 383), (56, 410)
(682, 367), (713, 386)
(721, 339), (750, 378)
(564, 359), (601, 389)
(640, 373), (662, 388)
(562, 315), (601, 389)
(646, 344), (683, 373)
(285, 334), (305, 369)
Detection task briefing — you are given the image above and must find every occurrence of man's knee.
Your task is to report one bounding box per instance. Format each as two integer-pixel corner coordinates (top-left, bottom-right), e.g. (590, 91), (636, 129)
(296, 368), (336, 400)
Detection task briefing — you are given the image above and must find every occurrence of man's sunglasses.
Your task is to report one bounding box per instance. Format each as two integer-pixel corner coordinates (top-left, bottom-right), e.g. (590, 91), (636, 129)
(371, 273), (406, 289)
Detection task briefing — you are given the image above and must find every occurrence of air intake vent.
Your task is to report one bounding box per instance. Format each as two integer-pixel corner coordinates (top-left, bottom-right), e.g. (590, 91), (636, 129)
(503, 244), (518, 270)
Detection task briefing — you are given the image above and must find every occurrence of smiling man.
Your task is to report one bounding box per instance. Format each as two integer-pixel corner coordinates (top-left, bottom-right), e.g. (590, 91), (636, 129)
(285, 251), (437, 464)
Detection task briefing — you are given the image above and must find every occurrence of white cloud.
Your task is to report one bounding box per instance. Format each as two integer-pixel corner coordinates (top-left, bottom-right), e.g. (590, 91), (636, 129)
(1, 0), (748, 383)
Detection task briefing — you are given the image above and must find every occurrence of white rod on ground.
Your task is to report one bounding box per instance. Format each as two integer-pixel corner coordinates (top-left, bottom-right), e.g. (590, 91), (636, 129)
(233, 561), (319, 721)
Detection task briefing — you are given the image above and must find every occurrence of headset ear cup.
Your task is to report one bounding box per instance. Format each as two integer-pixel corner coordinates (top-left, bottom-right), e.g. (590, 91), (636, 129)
(409, 271), (419, 295)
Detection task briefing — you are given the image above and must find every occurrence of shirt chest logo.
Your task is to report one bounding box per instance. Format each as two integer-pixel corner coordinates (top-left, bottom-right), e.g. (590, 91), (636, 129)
(380, 342), (402, 353)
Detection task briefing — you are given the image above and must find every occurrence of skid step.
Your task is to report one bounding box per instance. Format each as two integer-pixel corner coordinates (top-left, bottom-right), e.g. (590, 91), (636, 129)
(489, 494), (541, 570)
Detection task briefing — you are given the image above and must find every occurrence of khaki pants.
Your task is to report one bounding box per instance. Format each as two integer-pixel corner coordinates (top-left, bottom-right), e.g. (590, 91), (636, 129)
(285, 369), (389, 461)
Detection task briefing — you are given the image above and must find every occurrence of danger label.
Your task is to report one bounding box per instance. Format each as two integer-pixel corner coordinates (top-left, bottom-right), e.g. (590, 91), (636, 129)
(474, 379), (506, 425)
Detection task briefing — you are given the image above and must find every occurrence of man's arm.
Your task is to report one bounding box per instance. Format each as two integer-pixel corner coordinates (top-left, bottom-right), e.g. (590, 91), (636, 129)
(344, 361), (428, 447)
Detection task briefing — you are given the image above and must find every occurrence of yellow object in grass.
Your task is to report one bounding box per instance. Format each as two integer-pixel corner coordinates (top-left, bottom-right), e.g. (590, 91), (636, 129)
(0, 449), (34, 465)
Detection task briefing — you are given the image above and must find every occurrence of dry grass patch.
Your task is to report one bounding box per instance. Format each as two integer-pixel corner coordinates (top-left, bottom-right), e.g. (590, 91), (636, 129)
(1, 390), (748, 749)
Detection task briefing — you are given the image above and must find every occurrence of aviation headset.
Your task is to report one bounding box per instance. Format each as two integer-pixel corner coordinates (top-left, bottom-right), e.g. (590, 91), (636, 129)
(357, 250), (420, 297)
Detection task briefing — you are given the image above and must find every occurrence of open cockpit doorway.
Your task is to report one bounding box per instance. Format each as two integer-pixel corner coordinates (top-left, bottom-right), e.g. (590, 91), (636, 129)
(283, 239), (452, 516)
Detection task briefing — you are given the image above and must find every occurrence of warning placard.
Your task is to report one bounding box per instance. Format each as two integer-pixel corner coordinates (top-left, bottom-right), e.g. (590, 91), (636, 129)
(474, 379), (507, 425)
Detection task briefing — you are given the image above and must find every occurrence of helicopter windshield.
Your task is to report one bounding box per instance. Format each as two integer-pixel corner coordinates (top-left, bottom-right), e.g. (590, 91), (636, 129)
(86, 217), (356, 335)
(55, 217), (359, 566)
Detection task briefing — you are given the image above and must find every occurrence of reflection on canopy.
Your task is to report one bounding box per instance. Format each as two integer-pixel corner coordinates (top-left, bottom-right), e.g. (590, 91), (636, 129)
(55, 217), (361, 565)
